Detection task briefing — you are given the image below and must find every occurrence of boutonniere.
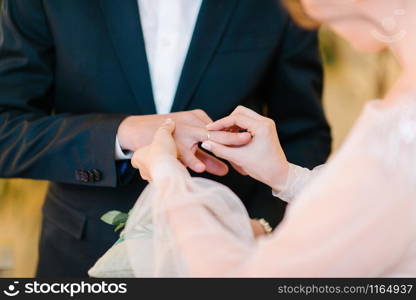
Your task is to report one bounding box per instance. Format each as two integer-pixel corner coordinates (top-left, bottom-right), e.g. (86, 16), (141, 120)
(101, 210), (131, 233)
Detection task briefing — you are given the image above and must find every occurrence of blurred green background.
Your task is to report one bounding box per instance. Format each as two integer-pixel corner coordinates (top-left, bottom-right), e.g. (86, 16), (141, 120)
(0, 5), (399, 277)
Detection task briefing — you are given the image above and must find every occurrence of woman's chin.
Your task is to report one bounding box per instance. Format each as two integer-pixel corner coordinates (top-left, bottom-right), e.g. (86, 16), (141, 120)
(332, 26), (387, 53)
(349, 39), (386, 53)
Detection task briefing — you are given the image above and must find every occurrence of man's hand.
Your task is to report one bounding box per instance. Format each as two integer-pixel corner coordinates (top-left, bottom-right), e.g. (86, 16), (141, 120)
(118, 110), (250, 176)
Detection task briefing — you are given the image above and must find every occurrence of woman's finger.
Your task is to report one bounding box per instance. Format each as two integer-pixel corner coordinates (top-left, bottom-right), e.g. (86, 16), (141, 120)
(201, 140), (242, 165)
(131, 147), (146, 170)
(152, 119), (178, 157)
(131, 148), (151, 181)
(138, 168), (151, 182)
(208, 130), (252, 146)
(206, 114), (261, 133)
(231, 105), (263, 120)
(154, 118), (175, 142)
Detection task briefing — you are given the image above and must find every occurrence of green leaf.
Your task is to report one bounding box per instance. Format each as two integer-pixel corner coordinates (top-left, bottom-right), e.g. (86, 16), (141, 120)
(114, 223), (125, 232)
(113, 213), (129, 226)
(101, 211), (122, 225)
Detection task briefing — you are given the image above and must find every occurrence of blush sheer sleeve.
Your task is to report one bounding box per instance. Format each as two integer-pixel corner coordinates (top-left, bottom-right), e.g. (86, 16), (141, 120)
(272, 163), (325, 203)
(128, 101), (416, 277)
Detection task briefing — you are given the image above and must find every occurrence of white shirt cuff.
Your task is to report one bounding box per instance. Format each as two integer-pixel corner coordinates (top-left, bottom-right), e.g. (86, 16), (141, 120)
(115, 136), (133, 160)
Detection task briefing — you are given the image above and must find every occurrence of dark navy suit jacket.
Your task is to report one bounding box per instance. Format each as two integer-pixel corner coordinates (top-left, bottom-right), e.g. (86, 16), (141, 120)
(0, 0), (331, 277)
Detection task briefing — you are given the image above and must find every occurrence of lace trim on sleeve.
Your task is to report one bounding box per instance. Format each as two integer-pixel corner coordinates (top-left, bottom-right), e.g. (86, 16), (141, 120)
(273, 163), (325, 203)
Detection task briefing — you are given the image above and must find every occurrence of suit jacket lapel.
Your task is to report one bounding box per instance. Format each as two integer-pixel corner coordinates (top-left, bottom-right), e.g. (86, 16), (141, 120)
(100, 0), (156, 115)
(171, 0), (238, 112)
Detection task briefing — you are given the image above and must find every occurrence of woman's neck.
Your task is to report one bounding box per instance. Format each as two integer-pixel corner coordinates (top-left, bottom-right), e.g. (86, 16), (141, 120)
(385, 70), (416, 102)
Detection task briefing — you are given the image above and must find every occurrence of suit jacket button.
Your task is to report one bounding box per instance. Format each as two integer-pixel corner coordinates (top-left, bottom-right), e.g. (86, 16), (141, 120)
(87, 170), (95, 182)
(75, 170), (90, 183)
(91, 169), (102, 182)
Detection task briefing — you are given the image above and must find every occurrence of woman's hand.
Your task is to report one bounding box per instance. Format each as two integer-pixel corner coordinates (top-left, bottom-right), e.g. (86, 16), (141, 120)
(202, 106), (289, 191)
(131, 119), (179, 181)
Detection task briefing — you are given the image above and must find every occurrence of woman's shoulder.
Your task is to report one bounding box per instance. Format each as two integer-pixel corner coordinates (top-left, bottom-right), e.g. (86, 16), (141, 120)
(361, 95), (416, 143)
(353, 94), (416, 173)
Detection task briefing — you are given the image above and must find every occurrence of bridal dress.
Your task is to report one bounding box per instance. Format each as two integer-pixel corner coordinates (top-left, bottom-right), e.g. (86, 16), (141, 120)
(121, 96), (416, 277)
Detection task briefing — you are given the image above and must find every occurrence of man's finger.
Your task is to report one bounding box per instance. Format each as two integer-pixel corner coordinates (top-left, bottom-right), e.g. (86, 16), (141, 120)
(188, 126), (250, 145)
(189, 126), (212, 143)
(195, 149), (229, 176)
(179, 146), (206, 173)
(230, 161), (248, 176)
(192, 109), (213, 124)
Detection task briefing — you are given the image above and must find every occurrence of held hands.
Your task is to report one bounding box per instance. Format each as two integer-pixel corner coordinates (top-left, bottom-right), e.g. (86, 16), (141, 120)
(131, 119), (178, 182)
(131, 116), (274, 238)
(120, 109), (251, 176)
(130, 106), (289, 191)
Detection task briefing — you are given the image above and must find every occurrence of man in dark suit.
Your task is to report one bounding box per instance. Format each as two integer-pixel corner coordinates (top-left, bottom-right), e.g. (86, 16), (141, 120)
(0, 0), (331, 277)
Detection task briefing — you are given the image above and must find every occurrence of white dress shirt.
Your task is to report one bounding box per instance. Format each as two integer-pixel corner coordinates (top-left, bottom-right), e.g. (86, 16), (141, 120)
(115, 0), (203, 160)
